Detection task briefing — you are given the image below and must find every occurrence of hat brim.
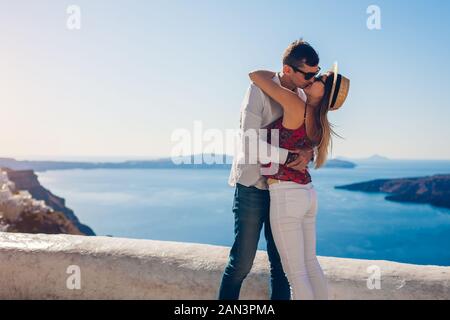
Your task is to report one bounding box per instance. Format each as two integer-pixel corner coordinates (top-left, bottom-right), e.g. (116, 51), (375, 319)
(327, 62), (350, 110)
(328, 62), (339, 109)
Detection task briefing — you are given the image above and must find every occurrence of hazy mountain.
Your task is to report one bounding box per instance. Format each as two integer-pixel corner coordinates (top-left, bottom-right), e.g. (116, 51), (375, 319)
(0, 155), (356, 172)
(336, 154), (390, 163)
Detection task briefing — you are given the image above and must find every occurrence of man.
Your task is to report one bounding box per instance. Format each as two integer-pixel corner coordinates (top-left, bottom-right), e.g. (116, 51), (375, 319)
(218, 40), (320, 300)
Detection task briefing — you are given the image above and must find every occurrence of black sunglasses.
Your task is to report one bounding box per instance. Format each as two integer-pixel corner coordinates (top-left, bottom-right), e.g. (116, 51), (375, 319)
(290, 65), (321, 80)
(314, 75), (326, 85)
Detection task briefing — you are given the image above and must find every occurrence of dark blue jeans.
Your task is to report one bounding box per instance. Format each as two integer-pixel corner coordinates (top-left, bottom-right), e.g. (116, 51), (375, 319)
(218, 183), (291, 300)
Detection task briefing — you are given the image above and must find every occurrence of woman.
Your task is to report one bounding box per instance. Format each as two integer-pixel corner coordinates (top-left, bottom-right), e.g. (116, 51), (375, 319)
(249, 64), (349, 300)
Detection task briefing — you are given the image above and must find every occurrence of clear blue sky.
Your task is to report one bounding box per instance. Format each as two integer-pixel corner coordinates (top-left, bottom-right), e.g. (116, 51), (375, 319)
(1, 0), (449, 160)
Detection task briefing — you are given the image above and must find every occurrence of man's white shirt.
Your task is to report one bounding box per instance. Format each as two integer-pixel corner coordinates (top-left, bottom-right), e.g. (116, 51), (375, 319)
(228, 74), (307, 190)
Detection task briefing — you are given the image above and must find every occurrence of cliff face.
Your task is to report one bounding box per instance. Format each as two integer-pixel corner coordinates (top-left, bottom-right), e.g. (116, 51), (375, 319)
(0, 168), (95, 236)
(335, 174), (450, 209)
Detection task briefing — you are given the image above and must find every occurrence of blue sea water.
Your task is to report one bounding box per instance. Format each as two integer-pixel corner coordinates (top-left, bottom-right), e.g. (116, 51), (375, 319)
(37, 160), (450, 266)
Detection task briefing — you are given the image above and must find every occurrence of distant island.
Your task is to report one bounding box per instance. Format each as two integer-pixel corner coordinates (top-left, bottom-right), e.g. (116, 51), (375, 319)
(0, 156), (356, 172)
(324, 159), (356, 168)
(335, 174), (450, 209)
(336, 154), (390, 162)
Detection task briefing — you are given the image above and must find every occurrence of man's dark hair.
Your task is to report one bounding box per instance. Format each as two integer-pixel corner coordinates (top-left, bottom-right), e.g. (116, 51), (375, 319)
(282, 39), (319, 68)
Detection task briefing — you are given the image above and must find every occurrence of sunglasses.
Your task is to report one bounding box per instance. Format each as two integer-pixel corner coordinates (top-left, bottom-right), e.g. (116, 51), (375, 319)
(290, 65), (321, 80)
(314, 75), (326, 85)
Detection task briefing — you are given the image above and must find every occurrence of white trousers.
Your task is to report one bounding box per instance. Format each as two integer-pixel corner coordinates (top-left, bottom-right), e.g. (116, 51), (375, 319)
(269, 181), (328, 300)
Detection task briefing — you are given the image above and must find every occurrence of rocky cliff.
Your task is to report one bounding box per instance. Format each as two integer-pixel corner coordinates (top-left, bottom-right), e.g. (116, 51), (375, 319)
(335, 174), (450, 209)
(0, 168), (95, 235)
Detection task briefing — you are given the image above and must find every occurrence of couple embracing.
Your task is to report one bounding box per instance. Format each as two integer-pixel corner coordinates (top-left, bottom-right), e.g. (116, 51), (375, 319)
(218, 40), (350, 300)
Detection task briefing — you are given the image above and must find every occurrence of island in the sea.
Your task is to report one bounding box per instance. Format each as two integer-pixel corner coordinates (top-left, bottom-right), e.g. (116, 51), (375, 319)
(335, 174), (450, 209)
(0, 156), (356, 172)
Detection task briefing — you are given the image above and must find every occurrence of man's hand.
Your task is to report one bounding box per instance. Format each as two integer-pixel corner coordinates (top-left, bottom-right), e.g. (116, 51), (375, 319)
(285, 148), (314, 173)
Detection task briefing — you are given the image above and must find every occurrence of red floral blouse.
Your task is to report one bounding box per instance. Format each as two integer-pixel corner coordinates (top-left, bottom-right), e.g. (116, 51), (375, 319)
(262, 115), (315, 185)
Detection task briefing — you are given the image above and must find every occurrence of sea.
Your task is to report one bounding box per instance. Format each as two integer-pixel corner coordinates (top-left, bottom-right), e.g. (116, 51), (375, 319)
(37, 160), (450, 266)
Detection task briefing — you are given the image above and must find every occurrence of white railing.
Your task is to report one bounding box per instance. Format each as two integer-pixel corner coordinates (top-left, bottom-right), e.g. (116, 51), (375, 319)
(0, 232), (449, 299)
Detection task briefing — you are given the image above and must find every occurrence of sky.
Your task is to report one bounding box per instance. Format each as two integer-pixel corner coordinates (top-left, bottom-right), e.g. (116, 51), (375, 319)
(1, 0), (450, 161)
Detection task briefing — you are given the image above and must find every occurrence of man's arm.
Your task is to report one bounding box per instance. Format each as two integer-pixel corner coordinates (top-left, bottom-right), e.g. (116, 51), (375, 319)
(240, 83), (289, 165)
(240, 83), (314, 170)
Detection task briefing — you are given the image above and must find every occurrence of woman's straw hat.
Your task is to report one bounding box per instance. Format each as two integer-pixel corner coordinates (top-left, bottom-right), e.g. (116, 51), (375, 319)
(328, 62), (350, 111)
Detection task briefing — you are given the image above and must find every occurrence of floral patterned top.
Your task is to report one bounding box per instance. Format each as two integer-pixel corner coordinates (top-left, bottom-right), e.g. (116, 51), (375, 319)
(262, 106), (315, 185)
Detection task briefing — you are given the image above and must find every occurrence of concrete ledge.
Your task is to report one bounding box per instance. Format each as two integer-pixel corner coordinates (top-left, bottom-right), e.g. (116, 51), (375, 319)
(0, 232), (449, 299)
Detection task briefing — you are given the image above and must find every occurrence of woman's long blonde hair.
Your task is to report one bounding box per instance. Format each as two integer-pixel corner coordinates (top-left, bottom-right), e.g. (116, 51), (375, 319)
(313, 75), (343, 169)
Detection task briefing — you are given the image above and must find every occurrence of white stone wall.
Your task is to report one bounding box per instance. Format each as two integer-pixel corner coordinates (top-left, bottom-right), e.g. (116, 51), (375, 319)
(0, 232), (449, 300)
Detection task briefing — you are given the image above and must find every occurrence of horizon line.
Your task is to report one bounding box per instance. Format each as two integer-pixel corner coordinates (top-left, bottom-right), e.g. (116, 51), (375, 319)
(2, 154), (450, 163)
